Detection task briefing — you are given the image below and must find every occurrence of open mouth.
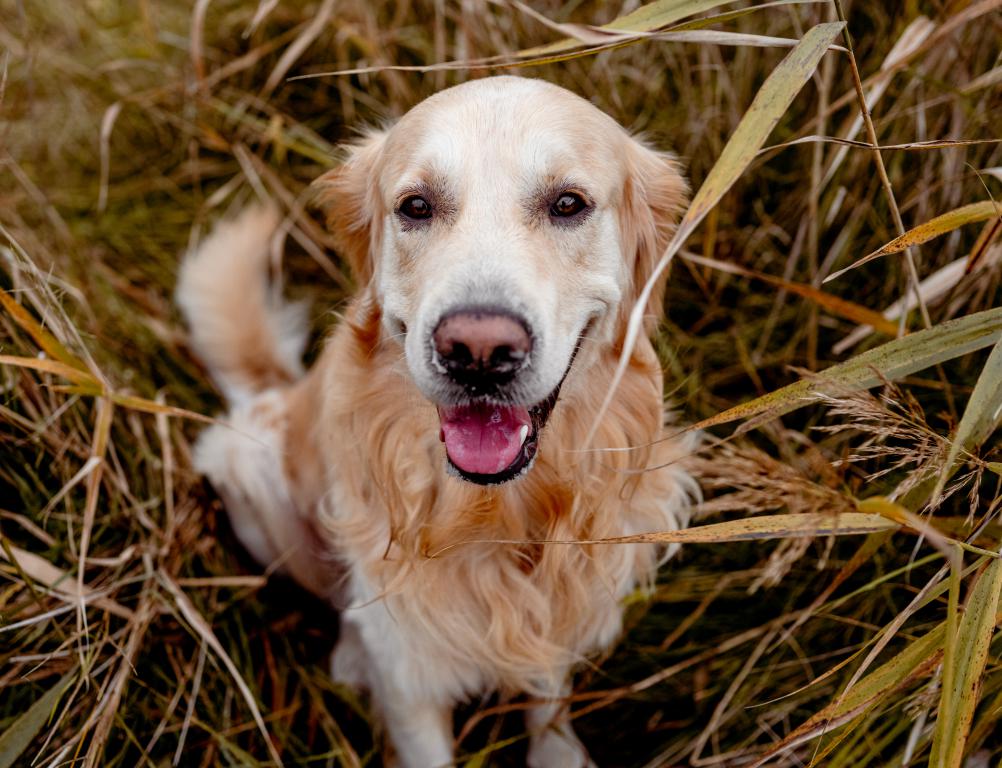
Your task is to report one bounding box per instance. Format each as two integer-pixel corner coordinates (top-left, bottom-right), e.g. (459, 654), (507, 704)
(432, 319), (591, 486)
(437, 383), (562, 485)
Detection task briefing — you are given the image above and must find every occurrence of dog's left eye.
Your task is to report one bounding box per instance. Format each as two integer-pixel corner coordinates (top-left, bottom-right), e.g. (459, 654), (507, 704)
(549, 192), (587, 218)
(399, 195), (432, 220)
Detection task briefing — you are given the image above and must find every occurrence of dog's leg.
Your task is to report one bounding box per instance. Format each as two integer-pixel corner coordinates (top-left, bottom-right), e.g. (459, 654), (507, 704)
(330, 618), (371, 691)
(377, 696), (453, 768)
(193, 390), (334, 600)
(525, 681), (596, 768)
(340, 611), (455, 767)
(332, 648), (455, 767)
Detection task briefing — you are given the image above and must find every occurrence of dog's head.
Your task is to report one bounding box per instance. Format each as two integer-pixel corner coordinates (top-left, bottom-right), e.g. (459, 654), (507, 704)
(317, 76), (686, 485)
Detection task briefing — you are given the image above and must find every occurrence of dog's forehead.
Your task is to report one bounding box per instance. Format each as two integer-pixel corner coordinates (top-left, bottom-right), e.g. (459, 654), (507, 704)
(382, 78), (624, 186)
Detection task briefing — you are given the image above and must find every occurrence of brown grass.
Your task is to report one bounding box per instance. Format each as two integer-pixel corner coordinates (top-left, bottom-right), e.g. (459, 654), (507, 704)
(1, 1), (1001, 766)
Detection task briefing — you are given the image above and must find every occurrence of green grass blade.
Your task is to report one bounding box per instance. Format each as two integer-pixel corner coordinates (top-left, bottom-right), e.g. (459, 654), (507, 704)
(933, 336), (1002, 500)
(756, 624), (946, 766)
(0, 672), (75, 768)
(930, 556), (1002, 768)
(691, 306), (1002, 433)
(589, 20), (845, 444)
(678, 21), (845, 237)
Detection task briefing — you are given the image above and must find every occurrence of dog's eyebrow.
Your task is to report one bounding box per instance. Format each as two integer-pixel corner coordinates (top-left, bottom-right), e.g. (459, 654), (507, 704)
(535, 175), (593, 201)
(527, 177), (594, 214)
(393, 174), (456, 212)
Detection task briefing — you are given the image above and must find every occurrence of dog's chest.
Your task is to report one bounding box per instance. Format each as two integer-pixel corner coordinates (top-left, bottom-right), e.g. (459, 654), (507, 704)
(332, 487), (646, 699)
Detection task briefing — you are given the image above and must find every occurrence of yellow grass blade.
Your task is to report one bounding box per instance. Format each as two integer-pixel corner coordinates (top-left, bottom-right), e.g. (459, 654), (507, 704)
(824, 201), (1002, 283)
(76, 396), (113, 642)
(930, 555), (1002, 768)
(0, 354), (97, 386)
(433, 512), (898, 556)
(0, 358), (210, 422)
(589, 20), (845, 446)
(586, 511), (898, 544)
(517, 0), (735, 58)
(689, 306), (1002, 433)
(108, 393), (213, 423)
(0, 293), (89, 373)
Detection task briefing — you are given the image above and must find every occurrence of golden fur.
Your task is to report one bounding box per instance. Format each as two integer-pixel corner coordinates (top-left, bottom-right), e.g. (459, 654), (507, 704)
(179, 76), (696, 767)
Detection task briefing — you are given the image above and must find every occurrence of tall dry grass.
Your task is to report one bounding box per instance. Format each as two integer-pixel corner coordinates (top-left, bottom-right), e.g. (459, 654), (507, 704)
(1, 1), (1001, 766)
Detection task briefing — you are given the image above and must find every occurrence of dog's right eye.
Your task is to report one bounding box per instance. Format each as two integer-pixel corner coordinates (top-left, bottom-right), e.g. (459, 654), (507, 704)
(399, 196), (432, 220)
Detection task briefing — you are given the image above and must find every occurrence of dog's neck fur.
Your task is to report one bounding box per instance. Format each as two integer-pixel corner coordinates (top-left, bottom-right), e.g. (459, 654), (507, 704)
(282, 296), (693, 693)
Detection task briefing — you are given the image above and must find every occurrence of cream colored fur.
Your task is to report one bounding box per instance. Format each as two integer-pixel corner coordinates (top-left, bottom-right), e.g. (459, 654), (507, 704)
(178, 76), (697, 768)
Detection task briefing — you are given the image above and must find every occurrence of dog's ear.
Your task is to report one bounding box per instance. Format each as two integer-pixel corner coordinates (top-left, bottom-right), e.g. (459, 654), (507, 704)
(313, 130), (388, 286)
(617, 139), (688, 335)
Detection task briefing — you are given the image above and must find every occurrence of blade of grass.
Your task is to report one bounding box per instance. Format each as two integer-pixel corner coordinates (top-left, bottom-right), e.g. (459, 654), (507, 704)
(587, 20), (846, 446)
(0, 293), (88, 373)
(161, 574), (285, 768)
(930, 554), (1002, 768)
(763, 136), (1002, 154)
(933, 336), (1002, 502)
(689, 306), (1002, 433)
(108, 393), (213, 423)
(830, 0), (931, 331)
(0, 541), (134, 620)
(293, 1), (831, 79)
(0, 355), (97, 386)
(755, 623), (946, 765)
(431, 511), (898, 556)
(0, 671), (76, 768)
(76, 396), (114, 657)
(517, 0), (738, 57)
(681, 251), (900, 335)
(825, 201), (1002, 283)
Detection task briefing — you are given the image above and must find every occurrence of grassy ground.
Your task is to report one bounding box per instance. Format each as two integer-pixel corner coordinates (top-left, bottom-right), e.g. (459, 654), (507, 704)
(1, 1), (1001, 766)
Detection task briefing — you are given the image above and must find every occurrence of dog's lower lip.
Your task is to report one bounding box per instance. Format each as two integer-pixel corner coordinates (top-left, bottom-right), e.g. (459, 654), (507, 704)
(445, 423), (541, 485)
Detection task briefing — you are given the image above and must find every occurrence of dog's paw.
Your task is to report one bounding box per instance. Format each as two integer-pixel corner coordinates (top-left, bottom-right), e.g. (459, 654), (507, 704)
(527, 729), (597, 768)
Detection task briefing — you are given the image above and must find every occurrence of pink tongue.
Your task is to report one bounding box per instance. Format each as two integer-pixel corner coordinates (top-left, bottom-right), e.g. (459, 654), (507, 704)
(438, 402), (531, 476)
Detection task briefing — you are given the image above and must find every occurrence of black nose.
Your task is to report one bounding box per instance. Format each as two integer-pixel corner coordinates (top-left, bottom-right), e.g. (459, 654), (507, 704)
(432, 310), (532, 389)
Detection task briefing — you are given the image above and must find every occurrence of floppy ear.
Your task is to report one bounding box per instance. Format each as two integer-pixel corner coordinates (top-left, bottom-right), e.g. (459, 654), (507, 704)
(617, 139), (689, 335)
(312, 130), (388, 286)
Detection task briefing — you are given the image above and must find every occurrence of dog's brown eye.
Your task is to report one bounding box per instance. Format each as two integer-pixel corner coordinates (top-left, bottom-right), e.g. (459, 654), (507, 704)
(400, 195), (432, 220)
(550, 192), (587, 218)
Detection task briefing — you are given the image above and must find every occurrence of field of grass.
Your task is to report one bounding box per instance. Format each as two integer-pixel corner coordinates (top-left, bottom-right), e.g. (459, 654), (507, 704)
(2, 1), (1001, 766)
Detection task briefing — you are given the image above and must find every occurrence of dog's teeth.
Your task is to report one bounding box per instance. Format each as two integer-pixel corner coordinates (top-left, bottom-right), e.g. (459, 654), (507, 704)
(518, 425), (529, 446)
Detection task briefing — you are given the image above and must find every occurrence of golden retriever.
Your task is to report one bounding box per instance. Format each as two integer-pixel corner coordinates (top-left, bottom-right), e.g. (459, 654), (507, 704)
(177, 75), (697, 767)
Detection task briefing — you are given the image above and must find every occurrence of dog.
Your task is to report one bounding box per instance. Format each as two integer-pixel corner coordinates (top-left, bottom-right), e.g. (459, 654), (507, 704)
(177, 76), (697, 767)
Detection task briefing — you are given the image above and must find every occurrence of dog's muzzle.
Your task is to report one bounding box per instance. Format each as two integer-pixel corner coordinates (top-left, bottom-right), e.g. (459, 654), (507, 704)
(428, 308), (585, 485)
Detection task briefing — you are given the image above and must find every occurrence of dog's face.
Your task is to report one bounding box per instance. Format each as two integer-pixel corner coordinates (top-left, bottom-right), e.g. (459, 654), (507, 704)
(319, 77), (686, 485)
